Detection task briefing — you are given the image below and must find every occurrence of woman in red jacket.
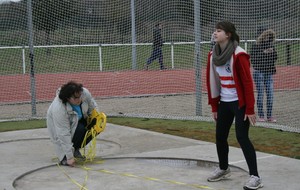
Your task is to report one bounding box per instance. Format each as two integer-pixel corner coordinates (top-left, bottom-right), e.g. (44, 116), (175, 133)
(206, 21), (263, 190)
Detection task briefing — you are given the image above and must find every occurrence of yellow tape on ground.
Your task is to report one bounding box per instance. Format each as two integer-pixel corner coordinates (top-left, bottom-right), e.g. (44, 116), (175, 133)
(57, 163), (225, 190)
(59, 164), (225, 190)
(56, 163), (88, 190)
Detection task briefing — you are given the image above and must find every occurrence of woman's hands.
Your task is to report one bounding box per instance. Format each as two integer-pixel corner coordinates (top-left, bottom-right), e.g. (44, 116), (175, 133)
(212, 112), (218, 121)
(245, 114), (256, 126)
(67, 158), (75, 167)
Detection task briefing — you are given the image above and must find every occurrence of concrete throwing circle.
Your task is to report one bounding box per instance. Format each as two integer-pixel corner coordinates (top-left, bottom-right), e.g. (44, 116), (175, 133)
(13, 157), (249, 190)
(1, 138), (121, 160)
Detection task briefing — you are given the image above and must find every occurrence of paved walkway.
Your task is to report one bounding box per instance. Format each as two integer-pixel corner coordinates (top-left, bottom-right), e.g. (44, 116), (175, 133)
(1, 124), (299, 190)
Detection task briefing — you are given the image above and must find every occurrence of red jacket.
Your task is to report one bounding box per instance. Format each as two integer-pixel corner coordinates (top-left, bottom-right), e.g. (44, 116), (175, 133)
(206, 46), (255, 115)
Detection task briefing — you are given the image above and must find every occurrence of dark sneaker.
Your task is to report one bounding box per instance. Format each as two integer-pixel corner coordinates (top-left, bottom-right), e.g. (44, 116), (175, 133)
(60, 156), (69, 166)
(243, 175), (263, 190)
(207, 167), (231, 182)
(74, 149), (85, 159)
(144, 64), (149, 70)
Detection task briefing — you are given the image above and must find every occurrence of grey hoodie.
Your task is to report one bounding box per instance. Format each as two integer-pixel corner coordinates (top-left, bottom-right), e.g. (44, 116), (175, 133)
(46, 87), (98, 161)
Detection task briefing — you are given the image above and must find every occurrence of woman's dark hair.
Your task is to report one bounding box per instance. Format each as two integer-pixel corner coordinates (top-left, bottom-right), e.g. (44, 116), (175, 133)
(59, 81), (83, 104)
(215, 21), (240, 43)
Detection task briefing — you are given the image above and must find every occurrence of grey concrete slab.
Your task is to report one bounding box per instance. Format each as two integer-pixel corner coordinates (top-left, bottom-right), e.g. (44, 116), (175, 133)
(1, 124), (299, 190)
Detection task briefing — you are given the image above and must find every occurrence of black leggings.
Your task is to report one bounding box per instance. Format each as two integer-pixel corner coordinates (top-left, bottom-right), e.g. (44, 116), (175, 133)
(216, 101), (259, 176)
(72, 119), (92, 150)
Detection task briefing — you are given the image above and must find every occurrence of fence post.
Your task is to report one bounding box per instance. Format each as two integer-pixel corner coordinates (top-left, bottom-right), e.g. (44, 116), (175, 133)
(131, 0), (137, 70)
(286, 43), (291, 65)
(171, 42), (174, 69)
(22, 46), (26, 74)
(194, 0), (202, 116)
(98, 44), (102, 71)
(27, 0), (37, 117)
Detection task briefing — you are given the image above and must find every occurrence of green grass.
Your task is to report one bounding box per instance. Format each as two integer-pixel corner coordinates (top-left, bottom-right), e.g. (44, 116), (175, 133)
(1, 117), (299, 160)
(0, 119), (47, 131)
(1, 43), (298, 75)
(0, 44), (198, 74)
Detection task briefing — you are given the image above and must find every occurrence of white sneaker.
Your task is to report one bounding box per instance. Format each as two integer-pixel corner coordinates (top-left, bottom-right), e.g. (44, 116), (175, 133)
(257, 117), (266, 122)
(207, 167), (231, 182)
(267, 117), (277, 123)
(243, 175), (263, 189)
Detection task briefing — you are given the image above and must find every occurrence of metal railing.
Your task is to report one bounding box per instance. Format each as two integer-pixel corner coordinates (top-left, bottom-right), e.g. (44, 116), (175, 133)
(0, 38), (299, 73)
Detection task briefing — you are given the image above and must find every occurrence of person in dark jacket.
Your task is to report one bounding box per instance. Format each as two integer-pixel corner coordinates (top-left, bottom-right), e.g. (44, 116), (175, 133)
(145, 23), (166, 70)
(250, 28), (277, 122)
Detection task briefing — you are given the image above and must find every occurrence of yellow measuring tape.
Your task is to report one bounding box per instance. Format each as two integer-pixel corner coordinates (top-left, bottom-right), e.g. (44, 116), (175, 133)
(57, 110), (222, 190)
(57, 161), (223, 190)
(81, 109), (106, 162)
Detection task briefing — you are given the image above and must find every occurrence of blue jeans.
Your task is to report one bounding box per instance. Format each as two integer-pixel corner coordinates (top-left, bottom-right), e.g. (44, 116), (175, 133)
(253, 70), (274, 119)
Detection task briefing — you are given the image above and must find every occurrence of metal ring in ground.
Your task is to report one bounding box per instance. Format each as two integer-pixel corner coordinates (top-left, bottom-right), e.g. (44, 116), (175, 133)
(13, 157), (249, 190)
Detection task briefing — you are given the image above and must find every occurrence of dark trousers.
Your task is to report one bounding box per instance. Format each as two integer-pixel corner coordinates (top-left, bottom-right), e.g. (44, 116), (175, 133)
(72, 119), (92, 150)
(216, 101), (259, 176)
(146, 48), (164, 69)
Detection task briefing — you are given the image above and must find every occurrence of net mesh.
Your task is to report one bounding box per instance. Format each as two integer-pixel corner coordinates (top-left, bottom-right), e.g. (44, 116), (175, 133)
(0, 0), (299, 132)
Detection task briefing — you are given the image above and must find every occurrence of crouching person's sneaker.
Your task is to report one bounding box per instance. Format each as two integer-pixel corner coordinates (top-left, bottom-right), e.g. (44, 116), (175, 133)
(207, 167), (231, 182)
(60, 156), (69, 166)
(243, 175), (263, 190)
(74, 149), (85, 160)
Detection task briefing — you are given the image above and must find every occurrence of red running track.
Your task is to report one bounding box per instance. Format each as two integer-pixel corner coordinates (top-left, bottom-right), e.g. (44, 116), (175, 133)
(0, 66), (299, 103)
